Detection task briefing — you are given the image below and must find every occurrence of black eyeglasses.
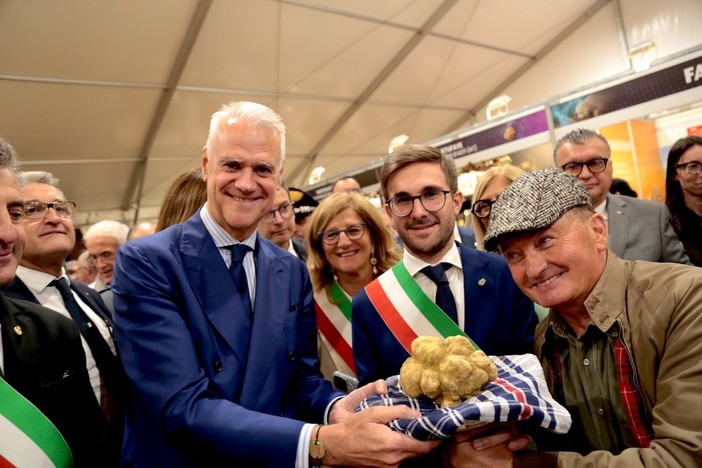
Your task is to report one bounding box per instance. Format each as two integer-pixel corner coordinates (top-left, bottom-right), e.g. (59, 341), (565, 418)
(318, 223), (366, 245)
(260, 202), (294, 224)
(24, 200), (76, 220)
(471, 199), (496, 219)
(385, 189), (451, 217)
(560, 158), (609, 176)
(675, 161), (702, 175)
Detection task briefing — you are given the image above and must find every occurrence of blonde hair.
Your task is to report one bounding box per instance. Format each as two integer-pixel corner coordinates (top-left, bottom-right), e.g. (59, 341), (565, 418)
(471, 164), (525, 250)
(305, 192), (401, 300)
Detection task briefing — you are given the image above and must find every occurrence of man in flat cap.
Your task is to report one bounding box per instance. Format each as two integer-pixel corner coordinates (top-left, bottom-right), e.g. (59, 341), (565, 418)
(452, 168), (702, 466)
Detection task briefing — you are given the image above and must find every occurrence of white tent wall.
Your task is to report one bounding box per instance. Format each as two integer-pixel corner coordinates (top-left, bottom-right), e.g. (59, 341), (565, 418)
(0, 0), (700, 229)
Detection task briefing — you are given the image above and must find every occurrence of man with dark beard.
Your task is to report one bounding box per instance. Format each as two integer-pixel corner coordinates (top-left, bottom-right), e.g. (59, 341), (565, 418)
(352, 144), (537, 383)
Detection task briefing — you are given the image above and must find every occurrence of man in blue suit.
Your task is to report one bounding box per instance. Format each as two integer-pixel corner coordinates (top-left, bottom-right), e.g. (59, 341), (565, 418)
(352, 145), (537, 384)
(112, 101), (437, 467)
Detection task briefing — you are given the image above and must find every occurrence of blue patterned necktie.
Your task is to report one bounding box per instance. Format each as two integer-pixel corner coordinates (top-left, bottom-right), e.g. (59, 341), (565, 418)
(421, 263), (458, 324)
(228, 244), (252, 317)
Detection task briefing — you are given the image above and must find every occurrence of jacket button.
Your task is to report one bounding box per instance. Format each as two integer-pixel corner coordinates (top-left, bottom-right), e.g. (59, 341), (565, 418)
(214, 360), (223, 372)
(288, 352), (295, 361)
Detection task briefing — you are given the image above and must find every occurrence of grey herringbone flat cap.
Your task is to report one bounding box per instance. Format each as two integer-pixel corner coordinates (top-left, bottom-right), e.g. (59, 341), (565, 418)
(483, 168), (591, 251)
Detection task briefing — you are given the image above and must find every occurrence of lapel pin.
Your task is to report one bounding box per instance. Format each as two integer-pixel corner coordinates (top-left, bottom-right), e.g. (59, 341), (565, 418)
(478, 278), (486, 287)
(616, 210), (623, 215)
(14, 325), (23, 335)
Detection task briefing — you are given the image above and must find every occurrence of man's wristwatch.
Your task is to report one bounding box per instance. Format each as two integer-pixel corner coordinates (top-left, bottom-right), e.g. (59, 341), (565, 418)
(310, 425), (326, 466)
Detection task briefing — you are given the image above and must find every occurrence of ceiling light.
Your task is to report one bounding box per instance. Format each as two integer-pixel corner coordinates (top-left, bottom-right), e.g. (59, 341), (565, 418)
(388, 134), (409, 153)
(486, 95), (511, 121)
(628, 41), (657, 72)
(308, 166), (325, 185)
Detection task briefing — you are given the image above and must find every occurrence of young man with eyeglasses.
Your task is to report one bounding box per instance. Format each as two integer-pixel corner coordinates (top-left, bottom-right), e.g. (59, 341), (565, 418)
(554, 128), (690, 264)
(0, 170), (123, 465)
(257, 185), (308, 261)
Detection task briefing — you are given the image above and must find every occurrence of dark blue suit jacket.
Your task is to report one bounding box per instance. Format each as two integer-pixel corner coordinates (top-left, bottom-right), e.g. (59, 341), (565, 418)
(352, 243), (537, 384)
(112, 212), (341, 467)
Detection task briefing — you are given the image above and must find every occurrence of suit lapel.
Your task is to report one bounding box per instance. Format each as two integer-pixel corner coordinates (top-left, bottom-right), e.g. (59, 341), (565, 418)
(240, 239), (288, 407)
(607, 195), (628, 256)
(179, 216), (252, 369)
(0, 295), (39, 382)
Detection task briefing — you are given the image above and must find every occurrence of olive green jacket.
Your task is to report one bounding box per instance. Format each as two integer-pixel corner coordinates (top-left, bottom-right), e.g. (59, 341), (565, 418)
(531, 253), (702, 467)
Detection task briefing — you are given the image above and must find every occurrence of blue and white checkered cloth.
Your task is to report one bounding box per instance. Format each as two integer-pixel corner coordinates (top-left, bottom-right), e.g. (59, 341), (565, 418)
(357, 354), (572, 440)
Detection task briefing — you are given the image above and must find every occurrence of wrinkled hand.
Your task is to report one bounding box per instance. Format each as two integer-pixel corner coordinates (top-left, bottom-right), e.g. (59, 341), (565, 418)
(444, 423), (531, 468)
(329, 379), (387, 424)
(322, 405), (440, 467)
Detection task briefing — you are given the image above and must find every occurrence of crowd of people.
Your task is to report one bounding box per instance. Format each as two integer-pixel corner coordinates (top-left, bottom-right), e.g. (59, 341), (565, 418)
(1, 100), (700, 467)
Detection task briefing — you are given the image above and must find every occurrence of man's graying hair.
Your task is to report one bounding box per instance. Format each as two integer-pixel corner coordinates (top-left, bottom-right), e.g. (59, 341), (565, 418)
(19, 170), (61, 188)
(553, 128), (611, 164)
(0, 137), (21, 176)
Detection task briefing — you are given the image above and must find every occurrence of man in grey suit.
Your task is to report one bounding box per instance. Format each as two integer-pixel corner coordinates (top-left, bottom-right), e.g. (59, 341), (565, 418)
(554, 128), (690, 264)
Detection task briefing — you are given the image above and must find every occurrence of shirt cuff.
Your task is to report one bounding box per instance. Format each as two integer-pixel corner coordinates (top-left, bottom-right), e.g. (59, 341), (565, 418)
(295, 423), (315, 468)
(324, 395), (344, 424)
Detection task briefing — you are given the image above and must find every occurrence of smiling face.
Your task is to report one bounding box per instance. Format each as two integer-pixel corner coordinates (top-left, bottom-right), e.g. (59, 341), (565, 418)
(498, 209), (607, 317)
(0, 169), (25, 286)
(20, 182), (76, 276)
(85, 236), (119, 285)
(202, 120), (282, 240)
(385, 161), (462, 264)
(555, 137), (612, 207)
(321, 207), (373, 280)
(257, 188), (295, 248)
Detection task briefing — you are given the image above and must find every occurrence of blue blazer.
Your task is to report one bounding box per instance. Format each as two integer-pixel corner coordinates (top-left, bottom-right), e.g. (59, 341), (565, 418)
(352, 243), (537, 384)
(112, 212), (341, 467)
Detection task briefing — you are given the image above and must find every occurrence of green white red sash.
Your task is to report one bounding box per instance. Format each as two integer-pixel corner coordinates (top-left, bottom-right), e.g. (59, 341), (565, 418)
(314, 282), (356, 374)
(365, 261), (479, 354)
(0, 376), (73, 467)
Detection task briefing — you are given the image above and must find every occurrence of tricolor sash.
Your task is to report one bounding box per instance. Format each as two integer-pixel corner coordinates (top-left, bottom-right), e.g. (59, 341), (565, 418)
(365, 261), (479, 354)
(0, 376), (73, 467)
(314, 282), (356, 375)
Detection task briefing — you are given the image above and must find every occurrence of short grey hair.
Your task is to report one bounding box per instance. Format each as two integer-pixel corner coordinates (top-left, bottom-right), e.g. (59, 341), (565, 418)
(0, 137), (21, 177)
(553, 128), (610, 164)
(19, 171), (61, 188)
(84, 220), (130, 246)
(206, 101), (286, 170)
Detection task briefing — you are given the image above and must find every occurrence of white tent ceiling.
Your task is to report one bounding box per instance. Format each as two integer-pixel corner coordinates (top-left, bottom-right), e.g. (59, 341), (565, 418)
(1, 0), (700, 229)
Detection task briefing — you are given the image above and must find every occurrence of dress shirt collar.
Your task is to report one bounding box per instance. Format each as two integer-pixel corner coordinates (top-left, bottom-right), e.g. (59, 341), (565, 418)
(402, 241), (463, 278)
(16, 265), (70, 294)
(200, 203), (257, 251)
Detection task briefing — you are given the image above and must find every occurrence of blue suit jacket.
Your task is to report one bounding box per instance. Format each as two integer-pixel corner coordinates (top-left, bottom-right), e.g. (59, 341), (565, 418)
(112, 212), (341, 467)
(352, 243), (537, 384)
(606, 194), (690, 264)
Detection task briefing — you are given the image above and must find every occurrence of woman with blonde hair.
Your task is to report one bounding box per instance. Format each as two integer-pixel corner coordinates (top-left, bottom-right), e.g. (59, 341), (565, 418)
(305, 191), (401, 388)
(470, 164), (525, 250)
(155, 169), (207, 232)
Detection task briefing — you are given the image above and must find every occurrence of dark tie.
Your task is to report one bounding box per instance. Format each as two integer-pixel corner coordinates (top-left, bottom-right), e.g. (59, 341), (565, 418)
(228, 244), (252, 317)
(421, 263), (458, 324)
(50, 278), (117, 417)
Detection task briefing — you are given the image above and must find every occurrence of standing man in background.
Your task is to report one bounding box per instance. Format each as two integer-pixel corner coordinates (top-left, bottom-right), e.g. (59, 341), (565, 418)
(257, 184), (308, 261)
(554, 128), (690, 263)
(1, 171), (124, 465)
(84, 219), (129, 314)
(0, 138), (106, 467)
(331, 177), (361, 193)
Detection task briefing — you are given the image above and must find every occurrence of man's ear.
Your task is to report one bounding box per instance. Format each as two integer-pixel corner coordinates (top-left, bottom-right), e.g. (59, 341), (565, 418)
(201, 146), (209, 182)
(452, 190), (464, 216)
(589, 213), (608, 250)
